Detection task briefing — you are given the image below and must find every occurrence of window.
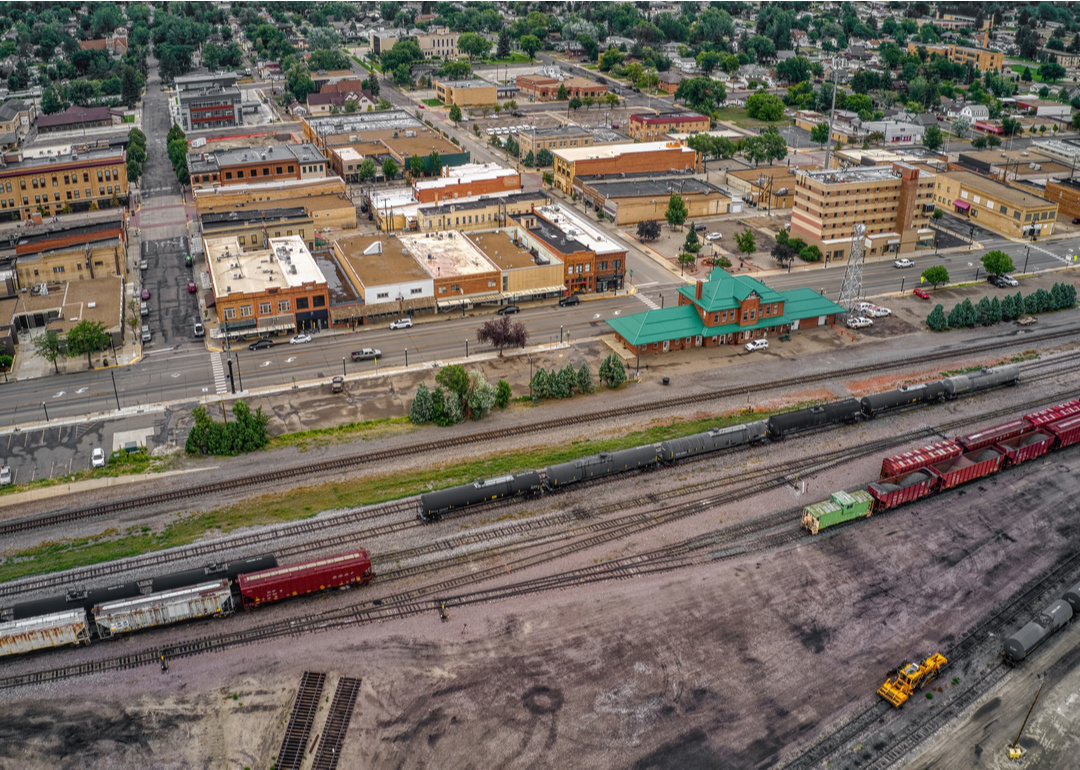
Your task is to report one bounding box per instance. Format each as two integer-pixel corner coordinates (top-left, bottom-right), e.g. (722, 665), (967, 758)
(77, 262), (82, 271)
(276, 166), (283, 174)
(278, 300), (290, 312)
(239, 305), (253, 317)
(410, 287), (423, 295)
(225, 172), (233, 180)
(238, 235), (246, 245)
(224, 307), (236, 319)
(97, 171), (103, 182)
(377, 292), (389, 299)
(52, 265), (65, 273)
(439, 286), (446, 293)
(259, 302), (272, 314)
(313, 295), (325, 307)
(83, 173), (89, 182)
(713, 313), (719, 323)
(296, 297), (309, 309)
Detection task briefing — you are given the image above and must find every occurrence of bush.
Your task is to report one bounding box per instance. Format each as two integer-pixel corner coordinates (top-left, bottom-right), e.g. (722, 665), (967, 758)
(409, 383), (434, 424)
(799, 245), (821, 262)
(926, 304), (947, 331)
(465, 371), (496, 420)
(495, 379), (512, 408)
(441, 388), (464, 424)
(185, 401), (269, 456)
(598, 353), (626, 388)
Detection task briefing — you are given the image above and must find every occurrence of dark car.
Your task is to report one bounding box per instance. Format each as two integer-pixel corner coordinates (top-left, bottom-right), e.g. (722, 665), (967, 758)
(558, 295), (580, 307)
(141, 288), (151, 300)
(185, 255), (193, 267)
(1073, 217), (1080, 224)
(988, 274), (1012, 288)
(248, 338), (274, 350)
(497, 305), (520, 315)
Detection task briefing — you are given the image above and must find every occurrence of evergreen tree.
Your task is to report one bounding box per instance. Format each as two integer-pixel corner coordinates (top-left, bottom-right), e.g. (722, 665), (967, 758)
(1000, 293), (1016, 320)
(577, 364), (594, 394)
(559, 364), (577, 397)
(959, 298), (977, 327)
(1013, 291), (1025, 316)
(989, 296), (1002, 325)
(532, 368), (549, 399)
(1024, 293), (1039, 314)
(1033, 288), (1053, 312)
(409, 383), (435, 424)
(926, 304), (947, 331)
(495, 379), (512, 408)
(600, 353), (626, 388)
(975, 296), (993, 326)
(682, 226), (701, 254)
(947, 303), (964, 329)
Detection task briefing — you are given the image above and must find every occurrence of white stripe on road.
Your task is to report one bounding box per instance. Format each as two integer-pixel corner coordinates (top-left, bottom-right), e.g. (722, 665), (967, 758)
(209, 353), (228, 394)
(634, 281), (659, 287)
(637, 294), (661, 310)
(1028, 244), (1068, 264)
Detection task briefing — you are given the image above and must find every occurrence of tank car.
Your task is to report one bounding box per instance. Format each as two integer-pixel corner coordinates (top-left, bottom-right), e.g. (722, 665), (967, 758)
(767, 398), (862, 440)
(943, 364), (1020, 399)
(1003, 599), (1073, 663)
(658, 421), (767, 463)
(545, 445), (660, 488)
(11, 581), (143, 620)
(860, 382), (947, 418)
(1063, 581), (1080, 614)
(418, 471), (542, 521)
(151, 554), (279, 593)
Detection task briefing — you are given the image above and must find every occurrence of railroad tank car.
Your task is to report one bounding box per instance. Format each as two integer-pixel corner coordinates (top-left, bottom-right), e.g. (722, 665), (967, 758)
(419, 471), (543, 520)
(0, 610), (91, 658)
(545, 445), (660, 487)
(658, 421), (767, 462)
(766, 399), (862, 440)
(942, 364), (1020, 398)
(1063, 582), (1080, 614)
(237, 550), (372, 608)
(92, 580), (234, 638)
(1003, 599), (1073, 663)
(859, 382), (947, 418)
(11, 581), (143, 621)
(151, 554), (279, 593)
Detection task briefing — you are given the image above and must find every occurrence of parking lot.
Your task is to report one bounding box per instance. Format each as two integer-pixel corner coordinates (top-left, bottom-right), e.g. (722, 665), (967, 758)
(141, 236), (204, 348)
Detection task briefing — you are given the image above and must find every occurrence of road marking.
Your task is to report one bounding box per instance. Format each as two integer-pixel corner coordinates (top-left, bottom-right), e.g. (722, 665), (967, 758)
(171, 372), (181, 378)
(286, 356), (297, 363)
(52, 391), (65, 398)
(635, 281), (659, 287)
(76, 387), (88, 394)
(1028, 244), (1067, 264)
(209, 353), (227, 394)
(260, 361), (271, 368)
(636, 294), (661, 310)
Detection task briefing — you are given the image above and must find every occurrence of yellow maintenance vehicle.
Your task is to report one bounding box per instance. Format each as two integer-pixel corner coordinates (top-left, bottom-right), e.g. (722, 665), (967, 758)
(877, 653), (948, 707)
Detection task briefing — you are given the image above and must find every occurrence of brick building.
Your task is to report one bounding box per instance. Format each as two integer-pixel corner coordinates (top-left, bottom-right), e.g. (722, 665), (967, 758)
(188, 144), (327, 188)
(551, 141), (700, 195)
(933, 171), (1057, 239)
(515, 75), (608, 101)
(178, 87), (241, 131)
(332, 233), (435, 322)
(1044, 178), (1080, 220)
(36, 105), (124, 134)
(514, 204), (626, 294)
(577, 174), (731, 225)
(12, 215), (128, 288)
(398, 232), (502, 310)
(199, 207), (316, 252)
(0, 147), (128, 220)
(628, 110), (710, 142)
(417, 190), (548, 232)
(726, 167), (797, 211)
(192, 177), (356, 230)
(412, 163), (520, 203)
(434, 79), (497, 107)
(905, 42), (1004, 72)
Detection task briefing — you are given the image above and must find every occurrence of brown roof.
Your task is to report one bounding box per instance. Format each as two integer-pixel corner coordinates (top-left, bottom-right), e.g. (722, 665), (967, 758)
(321, 79), (369, 94)
(79, 39), (108, 51)
(333, 234), (432, 288)
(467, 231), (538, 270)
(37, 105), (118, 129)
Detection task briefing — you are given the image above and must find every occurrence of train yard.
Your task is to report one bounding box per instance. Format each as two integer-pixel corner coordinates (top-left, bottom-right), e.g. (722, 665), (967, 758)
(2, 335), (1080, 766)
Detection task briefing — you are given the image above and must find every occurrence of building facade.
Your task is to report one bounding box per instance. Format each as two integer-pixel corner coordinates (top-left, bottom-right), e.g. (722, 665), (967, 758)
(200, 207), (316, 252)
(551, 141), (701, 195)
(412, 163), (520, 203)
(628, 111), (711, 142)
(1044, 178), (1080, 220)
(933, 171), (1058, 239)
(187, 144), (327, 188)
(434, 80), (497, 107)
(514, 205), (626, 294)
(727, 167), (797, 211)
(577, 175), (731, 224)
(905, 42), (1004, 72)
(0, 99), (35, 148)
(0, 148), (128, 220)
(415, 28), (460, 59)
(417, 191), (548, 232)
(515, 75), (608, 101)
(178, 87), (241, 131)
(36, 106), (123, 134)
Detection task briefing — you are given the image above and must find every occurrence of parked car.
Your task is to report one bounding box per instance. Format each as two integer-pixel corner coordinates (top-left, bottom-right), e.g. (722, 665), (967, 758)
(558, 295), (580, 307)
(1017, 315), (1038, 326)
(91, 448), (106, 469)
(867, 306), (892, 318)
(350, 348), (381, 361)
(248, 338), (274, 350)
(846, 316), (873, 329)
(289, 333), (312, 344)
(140, 324), (151, 342)
(185, 255), (193, 267)
(893, 258), (914, 269)
(141, 288), (151, 300)
(389, 317), (413, 330)
(497, 305), (520, 315)
(693, 223), (707, 232)
(330, 376), (344, 393)
(1072, 217), (1080, 224)
(193, 322), (204, 337)
(0, 464), (11, 486)
(140, 301), (149, 316)
(705, 232), (722, 241)
(744, 338), (769, 352)
(139, 260), (148, 271)
(855, 301), (875, 312)
(187, 281), (197, 293)
(913, 288), (931, 300)
(989, 273), (1019, 288)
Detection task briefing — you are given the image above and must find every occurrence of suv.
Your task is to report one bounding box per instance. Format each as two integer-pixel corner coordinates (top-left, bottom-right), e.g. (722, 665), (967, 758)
(744, 338), (769, 352)
(91, 448), (106, 468)
(140, 324), (151, 342)
(389, 317), (413, 330)
(558, 295), (580, 307)
(351, 348), (381, 362)
(193, 321), (204, 337)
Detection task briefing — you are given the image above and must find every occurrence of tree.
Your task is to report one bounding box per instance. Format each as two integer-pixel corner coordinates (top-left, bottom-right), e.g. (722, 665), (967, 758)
(576, 364), (594, 394)
(439, 60), (471, 80)
(951, 115), (972, 139)
(674, 77), (726, 114)
(665, 194), (688, 230)
(810, 122), (830, 148)
(975, 296), (993, 326)
(382, 158), (399, 180)
(598, 47), (624, 71)
(696, 50), (721, 75)
(921, 265), (949, 287)
(637, 220), (661, 242)
(746, 92), (785, 121)
(477, 316), (529, 354)
(0, 353), (11, 374)
(497, 28), (511, 59)
(735, 228), (757, 262)
(531, 368), (550, 399)
(1039, 61), (1066, 83)
(120, 64), (144, 107)
(65, 320), (111, 368)
(495, 379), (512, 409)
(933, 208), (943, 220)
(598, 353), (626, 389)
(465, 371), (497, 420)
(536, 148), (553, 167)
(357, 158), (377, 185)
(41, 86), (64, 115)
(449, 104), (462, 124)
(981, 249), (1015, 276)
(458, 32), (491, 61)
(678, 251), (697, 274)
(682, 226), (701, 254)
(740, 128), (788, 166)
(409, 383), (435, 424)
(436, 364), (469, 404)
(926, 304), (948, 331)
(33, 329), (64, 374)
(988, 296), (1002, 324)
(425, 150), (442, 177)
(568, 96), (583, 111)
(520, 35), (541, 61)
(542, 171), (554, 186)
(922, 125), (943, 150)
(127, 157), (143, 184)
(556, 82), (569, 101)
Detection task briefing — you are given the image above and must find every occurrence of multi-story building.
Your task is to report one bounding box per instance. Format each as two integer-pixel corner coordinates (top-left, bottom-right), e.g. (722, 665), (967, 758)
(515, 75), (608, 101)
(199, 207), (316, 252)
(0, 147), (128, 220)
(412, 163), (520, 203)
(0, 99), (35, 148)
(790, 163), (936, 262)
(1044, 178), (1080, 221)
(305, 89), (375, 116)
(628, 110), (710, 142)
(416, 191), (548, 232)
(551, 141), (700, 195)
(725, 167), (797, 211)
(1041, 49), (1080, 69)
(205, 234), (330, 337)
(467, 230), (567, 304)
(187, 144), (328, 188)
(933, 171), (1057, 239)
(12, 213), (128, 288)
(514, 204), (626, 294)
(178, 86), (241, 131)
(577, 174), (732, 224)
(370, 30), (402, 56)
(905, 42), (1003, 72)
(175, 72), (240, 92)
(193, 177), (355, 230)
(433, 79), (497, 107)
(517, 126), (595, 159)
(398, 232), (502, 311)
(415, 27), (460, 60)
(608, 268), (843, 355)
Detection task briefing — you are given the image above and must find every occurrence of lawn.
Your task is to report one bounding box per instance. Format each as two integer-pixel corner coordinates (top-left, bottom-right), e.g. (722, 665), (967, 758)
(712, 106), (784, 129)
(1009, 64), (1048, 83)
(422, 97), (443, 107)
(483, 53), (530, 64)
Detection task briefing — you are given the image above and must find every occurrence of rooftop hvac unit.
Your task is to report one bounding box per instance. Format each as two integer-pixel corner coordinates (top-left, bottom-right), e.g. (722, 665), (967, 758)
(87, 301), (96, 308)
(226, 286), (232, 292)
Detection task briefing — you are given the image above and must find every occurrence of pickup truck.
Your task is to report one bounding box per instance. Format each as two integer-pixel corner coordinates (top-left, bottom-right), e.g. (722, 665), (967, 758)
(0, 464), (11, 486)
(350, 348), (381, 362)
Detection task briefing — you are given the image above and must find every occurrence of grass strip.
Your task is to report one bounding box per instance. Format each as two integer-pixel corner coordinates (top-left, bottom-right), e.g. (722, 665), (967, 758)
(0, 451), (171, 498)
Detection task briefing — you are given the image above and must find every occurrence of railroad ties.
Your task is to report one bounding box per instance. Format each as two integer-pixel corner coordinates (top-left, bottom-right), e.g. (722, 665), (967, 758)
(276, 671), (326, 770)
(311, 677), (362, 770)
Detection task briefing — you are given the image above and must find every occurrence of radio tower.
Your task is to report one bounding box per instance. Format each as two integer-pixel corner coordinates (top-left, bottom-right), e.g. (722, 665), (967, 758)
(837, 224), (867, 316)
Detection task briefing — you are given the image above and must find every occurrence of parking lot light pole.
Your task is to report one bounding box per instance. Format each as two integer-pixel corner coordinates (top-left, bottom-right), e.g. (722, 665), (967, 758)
(1024, 247), (1031, 274)
(41, 401), (49, 422)
(234, 353), (243, 392)
(465, 339), (469, 357)
(342, 356), (346, 377)
(110, 370), (121, 410)
(405, 347), (408, 367)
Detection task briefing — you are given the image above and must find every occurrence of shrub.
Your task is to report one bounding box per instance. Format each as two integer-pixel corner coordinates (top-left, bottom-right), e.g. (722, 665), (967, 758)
(926, 304), (947, 331)
(799, 245), (821, 262)
(495, 379), (512, 408)
(465, 371), (496, 420)
(441, 388), (464, 424)
(409, 383), (434, 424)
(185, 401), (269, 456)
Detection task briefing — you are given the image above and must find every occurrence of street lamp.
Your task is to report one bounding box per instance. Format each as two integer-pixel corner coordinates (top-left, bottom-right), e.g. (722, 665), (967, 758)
(342, 356), (346, 377)
(110, 370), (121, 410)
(234, 353), (243, 392)
(41, 401), (49, 422)
(465, 339), (469, 357)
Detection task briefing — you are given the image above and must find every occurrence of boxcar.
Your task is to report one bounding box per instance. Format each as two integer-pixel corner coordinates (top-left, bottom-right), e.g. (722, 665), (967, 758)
(801, 490), (874, 535)
(956, 419), (1031, 452)
(1004, 599), (1073, 663)
(237, 550), (372, 608)
(93, 580), (234, 638)
(879, 440), (961, 479)
(766, 399), (861, 440)
(658, 421), (767, 462)
(868, 470), (936, 510)
(859, 382), (946, 418)
(929, 448), (1004, 490)
(1023, 400), (1080, 428)
(0, 610), (90, 658)
(996, 430), (1056, 467)
(1046, 414), (1080, 449)
(545, 446), (659, 487)
(151, 554), (279, 593)
(12, 581), (143, 620)
(419, 471), (542, 520)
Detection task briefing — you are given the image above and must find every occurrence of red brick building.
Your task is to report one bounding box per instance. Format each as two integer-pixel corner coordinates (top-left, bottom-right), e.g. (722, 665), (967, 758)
(412, 163), (521, 204)
(516, 75), (608, 101)
(628, 110), (711, 142)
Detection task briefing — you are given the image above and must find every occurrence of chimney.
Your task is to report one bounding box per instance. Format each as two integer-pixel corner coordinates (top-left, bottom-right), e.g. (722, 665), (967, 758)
(695, 280), (703, 300)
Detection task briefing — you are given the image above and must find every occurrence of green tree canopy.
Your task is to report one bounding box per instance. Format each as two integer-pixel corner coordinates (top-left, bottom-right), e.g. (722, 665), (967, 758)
(65, 320), (111, 368)
(981, 249), (1015, 276)
(665, 193), (688, 229)
(921, 265), (949, 287)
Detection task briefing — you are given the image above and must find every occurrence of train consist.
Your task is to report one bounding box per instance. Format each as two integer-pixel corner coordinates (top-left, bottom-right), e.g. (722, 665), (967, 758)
(418, 365), (1021, 520)
(802, 398), (1080, 534)
(1005, 581), (1080, 663)
(0, 551), (372, 659)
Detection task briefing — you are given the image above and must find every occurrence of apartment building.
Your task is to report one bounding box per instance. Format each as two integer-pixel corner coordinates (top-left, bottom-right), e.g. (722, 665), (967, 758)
(790, 163), (936, 261)
(551, 141), (700, 195)
(0, 147), (128, 220)
(628, 111), (710, 142)
(905, 42), (1003, 72)
(933, 170), (1057, 239)
(433, 79), (497, 107)
(187, 144), (327, 188)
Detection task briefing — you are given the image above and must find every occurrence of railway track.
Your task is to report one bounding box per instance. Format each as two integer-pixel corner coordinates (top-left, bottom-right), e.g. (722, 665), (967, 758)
(2, 328), (1075, 539)
(311, 677), (361, 770)
(275, 671), (326, 770)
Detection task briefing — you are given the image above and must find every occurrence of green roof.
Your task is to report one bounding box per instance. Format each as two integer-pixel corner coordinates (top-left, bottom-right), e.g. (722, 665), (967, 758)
(607, 305), (703, 346)
(781, 287), (847, 319)
(676, 269), (784, 312)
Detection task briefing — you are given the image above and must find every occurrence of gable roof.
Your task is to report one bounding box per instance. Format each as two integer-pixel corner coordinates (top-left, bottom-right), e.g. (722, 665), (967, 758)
(676, 269), (784, 312)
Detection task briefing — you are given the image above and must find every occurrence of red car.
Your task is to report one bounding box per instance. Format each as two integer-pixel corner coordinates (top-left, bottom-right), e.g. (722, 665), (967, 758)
(187, 281), (197, 293)
(913, 288), (931, 300)
(140, 288), (151, 300)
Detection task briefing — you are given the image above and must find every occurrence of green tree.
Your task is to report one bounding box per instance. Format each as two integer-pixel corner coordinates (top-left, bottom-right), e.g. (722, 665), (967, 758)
(975, 296), (993, 326)
(682, 226), (701, 254)
(735, 228), (757, 262)
(665, 193), (688, 229)
(523, 150), (535, 166)
(33, 329), (64, 374)
(637, 220), (661, 242)
(696, 50), (721, 75)
(495, 379), (512, 409)
(449, 104), (462, 123)
(435, 364), (469, 403)
(678, 251), (697, 274)
(576, 364), (594, 394)
(926, 304), (948, 331)
(0, 353), (12, 374)
(531, 368), (550, 399)
(921, 265), (949, 287)
(356, 158), (377, 185)
(988, 296), (1002, 324)
(922, 125), (943, 150)
(810, 122), (830, 147)
(126, 157), (143, 184)
(465, 371), (497, 420)
(42, 86), (64, 115)
(120, 64), (144, 107)
(458, 32), (491, 61)
(598, 47), (624, 71)
(65, 320), (110, 368)
(409, 383), (435, 424)
(409, 155), (426, 177)
(745, 92), (785, 121)
(568, 96), (583, 111)
(425, 150), (443, 176)
(599, 353), (626, 388)
(497, 28), (511, 59)
(536, 148), (553, 167)
(981, 249), (1015, 276)
(556, 83), (569, 101)
(542, 171), (554, 186)
(520, 34), (542, 61)
(382, 158), (399, 180)
(799, 244), (822, 262)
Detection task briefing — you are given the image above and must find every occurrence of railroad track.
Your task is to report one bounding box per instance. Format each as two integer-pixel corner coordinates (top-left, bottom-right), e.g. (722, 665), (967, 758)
(311, 677), (361, 770)
(2, 328), (1075, 538)
(276, 671), (326, 770)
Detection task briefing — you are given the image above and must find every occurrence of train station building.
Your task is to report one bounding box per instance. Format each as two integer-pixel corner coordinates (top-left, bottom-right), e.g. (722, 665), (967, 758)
(607, 268), (843, 355)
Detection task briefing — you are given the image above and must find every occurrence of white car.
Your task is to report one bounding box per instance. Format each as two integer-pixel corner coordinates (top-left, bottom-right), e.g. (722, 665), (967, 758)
(744, 338), (769, 352)
(91, 448), (106, 468)
(289, 333), (312, 344)
(846, 316), (873, 329)
(868, 306), (892, 318)
(855, 301), (875, 312)
(390, 317), (413, 330)
(486, 128), (496, 135)
(705, 232), (722, 241)
(893, 258), (914, 269)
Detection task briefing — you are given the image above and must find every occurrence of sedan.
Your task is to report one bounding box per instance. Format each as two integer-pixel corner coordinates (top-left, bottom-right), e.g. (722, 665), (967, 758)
(139, 260), (148, 271)
(893, 258), (914, 269)
(497, 305), (520, 315)
(141, 288), (151, 300)
(289, 333), (313, 344)
(390, 317), (413, 330)
(913, 288), (931, 300)
(846, 316), (873, 329)
(187, 281), (197, 293)
(248, 338), (274, 351)
(705, 232), (722, 241)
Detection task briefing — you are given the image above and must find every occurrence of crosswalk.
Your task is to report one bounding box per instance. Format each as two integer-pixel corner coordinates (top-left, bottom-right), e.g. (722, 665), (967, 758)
(209, 353), (227, 394)
(1028, 243), (1070, 265)
(636, 293), (661, 310)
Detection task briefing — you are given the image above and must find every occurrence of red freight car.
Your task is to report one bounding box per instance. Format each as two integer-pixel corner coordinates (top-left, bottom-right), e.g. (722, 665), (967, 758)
(879, 440), (961, 479)
(956, 419), (1031, 452)
(995, 430), (1056, 466)
(1024, 400), (1080, 428)
(929, 448), (1004, 490)
(868, 470), (937, 510)
(237, 550), (373, 608)
(1046, 414), (1080, 449)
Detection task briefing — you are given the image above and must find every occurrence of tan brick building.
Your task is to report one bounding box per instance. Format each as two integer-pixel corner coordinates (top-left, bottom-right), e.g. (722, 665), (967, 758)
(199, 207), (316, 252)
(187, 144), (328, 188)
(13, 216), (128, 287)
(416, 190), (548, 232)
(192, 177), (356, 229)
(791, 163), (936, 261)
(727, 167), (797, 211)
(0, 147), (127, 221)
(551, 141), (700, 195)
(906, 42), (1004, 72)
(933, 171), (1057, 239)
(434, 79), (497, 107)
(1044, 178), (1080, 221)
(517, 126), (595, 159)
(467, 230), (566, 302)
(515, 75), (608, 101)
(628, 111), (710, 142)
(577, 175), (731, 225)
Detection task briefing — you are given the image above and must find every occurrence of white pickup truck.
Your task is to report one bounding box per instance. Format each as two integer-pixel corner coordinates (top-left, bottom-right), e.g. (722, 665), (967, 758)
(0, 464), (11, 486)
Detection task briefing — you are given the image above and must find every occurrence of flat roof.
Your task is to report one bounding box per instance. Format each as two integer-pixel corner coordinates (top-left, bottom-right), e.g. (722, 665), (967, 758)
(334, 233), (432, 287)
(305, 110), (423, 136)
(630, 110), (709, 124)
(468, 230), (558, 271)
(205, 234), (326, 298)
(178, 86), (240, 103)
(418, 190), (547, 216)
(399, 232), (498, 278)
(728, 166), (798, 183)
(521, 126), (591, 139)
(188, 143), (324, 174)
(531, 204), (623, 256)
(553, 141), (696, 163)
(383, 132), (461, 157)
(582, 176), (719, 198)
(0, 146), (123, 173)
(943, 170), (1057, 209)
(414, 163), (517, 192)
(10, 277), (123, 331)
(437, 80), (494, 89)
(200, 207), (309, 227)
(800, 166), (902, 184)
(192, 176), (347, 201)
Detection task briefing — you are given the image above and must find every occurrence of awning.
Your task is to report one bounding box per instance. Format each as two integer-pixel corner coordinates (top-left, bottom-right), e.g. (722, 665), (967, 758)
(953, 199), (971, 211)
(502, 285), (566, 299)
(437, 291), (501, 309)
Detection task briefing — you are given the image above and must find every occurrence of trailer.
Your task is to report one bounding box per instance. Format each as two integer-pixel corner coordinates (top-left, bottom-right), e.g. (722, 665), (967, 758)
(237, 550), (373, 608)
(879, 440), (961, 479)
(0, 610), (90, 658)
(93, 580), (234, 638)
